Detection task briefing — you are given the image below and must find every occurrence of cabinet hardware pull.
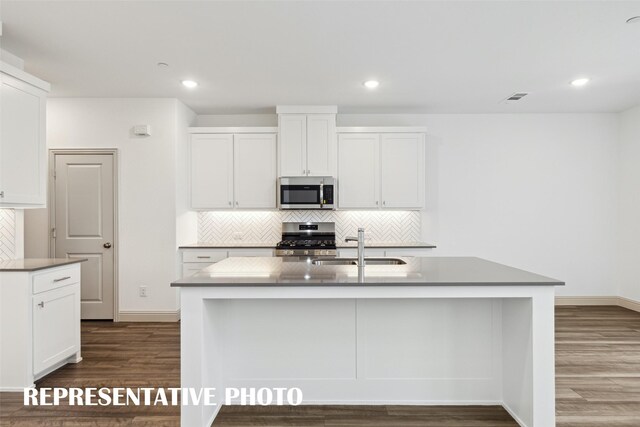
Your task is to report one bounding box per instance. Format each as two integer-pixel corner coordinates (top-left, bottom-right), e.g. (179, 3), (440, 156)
(197, 256), (211, 259)
(0, 191), (4, 198)
(235, 201), (239, 206)
(53, 276), (71, 282)
(228, 201), (232, 206)
(38, 301), (45, 308)
(376, 201), (379, 205)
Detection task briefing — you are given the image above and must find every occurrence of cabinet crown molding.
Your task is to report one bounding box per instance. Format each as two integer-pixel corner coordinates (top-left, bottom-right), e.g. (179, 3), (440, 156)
(276, 105), (338, 114)
(0, 61), (50, 92)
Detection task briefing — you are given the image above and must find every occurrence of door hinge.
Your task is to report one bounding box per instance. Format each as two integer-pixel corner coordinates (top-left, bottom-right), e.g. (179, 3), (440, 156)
(53, 170), (56, 179)
(51, 228), (56, 239)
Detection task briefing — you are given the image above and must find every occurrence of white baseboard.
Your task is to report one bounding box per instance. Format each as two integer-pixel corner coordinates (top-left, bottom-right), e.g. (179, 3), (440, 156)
(117, 310), (180, 322)
(555, 296), (640, 312)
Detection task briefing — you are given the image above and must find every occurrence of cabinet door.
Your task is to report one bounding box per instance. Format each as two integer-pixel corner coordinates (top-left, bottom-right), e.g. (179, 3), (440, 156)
(234, 134), (277, 209)
(380, 133), (424, 209)
(190, 134), (234, 209)
(337, 134), (380, 209)
(33, 283), (80, 375)
(278, 114), (307, 176)
(0, 73), (47, 207)
(306, 114), (336, 176)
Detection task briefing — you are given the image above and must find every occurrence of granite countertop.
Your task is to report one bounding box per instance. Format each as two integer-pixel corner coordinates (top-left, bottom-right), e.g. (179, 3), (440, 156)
(171, 256), (564, 287)
(0, 258), (86, 272)
(179, 241), (436, 249)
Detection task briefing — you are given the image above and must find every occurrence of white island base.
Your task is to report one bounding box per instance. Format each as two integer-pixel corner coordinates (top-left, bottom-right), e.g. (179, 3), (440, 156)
(179, 284), (556, 427)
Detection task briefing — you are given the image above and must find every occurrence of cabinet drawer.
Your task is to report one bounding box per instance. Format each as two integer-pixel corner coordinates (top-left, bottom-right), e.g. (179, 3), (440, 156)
(227, 249), (274, 257)
(32, 265), (80, 295)
(182, 250), (228, 263)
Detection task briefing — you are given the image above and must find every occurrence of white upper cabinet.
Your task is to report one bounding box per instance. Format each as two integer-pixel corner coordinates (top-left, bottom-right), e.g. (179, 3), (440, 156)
(306, 114), (336, 176)
(0, 67), (49, 208)
(234, 134), (277, 209)
(278, 114), (306, 176)
(380, 133), (424, 209)
(338, 134), (380, 209)
(191, 134), (234, 209)
(278, 112), (336, 177)
(189, 132), (277, 210)
(337, 130), (425, 210)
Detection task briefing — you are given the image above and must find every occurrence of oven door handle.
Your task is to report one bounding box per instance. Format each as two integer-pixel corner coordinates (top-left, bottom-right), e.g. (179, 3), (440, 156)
(319, 183), (324, 208)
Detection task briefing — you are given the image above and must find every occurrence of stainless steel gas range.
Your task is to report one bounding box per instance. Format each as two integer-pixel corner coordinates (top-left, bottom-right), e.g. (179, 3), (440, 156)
(275, 222), (337, 257)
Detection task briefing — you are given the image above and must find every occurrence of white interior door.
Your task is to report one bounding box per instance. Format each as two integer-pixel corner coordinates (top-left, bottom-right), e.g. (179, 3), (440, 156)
(338, 133), (380, 209)
(234, 134), (277, 209)
(54, 153), (115, 319)
(380, 133), (424, 209)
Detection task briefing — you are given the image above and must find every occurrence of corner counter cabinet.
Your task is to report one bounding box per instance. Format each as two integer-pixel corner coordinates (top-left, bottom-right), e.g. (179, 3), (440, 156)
(0, 259), (84, 390)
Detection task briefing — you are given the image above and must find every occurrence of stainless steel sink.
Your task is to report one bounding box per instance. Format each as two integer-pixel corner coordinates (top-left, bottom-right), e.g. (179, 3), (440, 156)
(311, 258), (406, 266)
(311, 258), (357, 266)
(362, 258), (407, 265)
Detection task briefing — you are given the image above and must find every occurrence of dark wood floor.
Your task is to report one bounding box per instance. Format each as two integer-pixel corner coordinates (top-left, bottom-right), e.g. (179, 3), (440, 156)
(0, 306), (638, 426)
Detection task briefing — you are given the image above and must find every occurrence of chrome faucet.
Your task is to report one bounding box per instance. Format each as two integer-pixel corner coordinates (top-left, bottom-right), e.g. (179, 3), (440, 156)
(345, 228), (365, 282)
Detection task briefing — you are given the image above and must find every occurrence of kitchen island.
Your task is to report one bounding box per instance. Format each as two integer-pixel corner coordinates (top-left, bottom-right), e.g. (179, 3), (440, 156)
(171, 256), (563, 427)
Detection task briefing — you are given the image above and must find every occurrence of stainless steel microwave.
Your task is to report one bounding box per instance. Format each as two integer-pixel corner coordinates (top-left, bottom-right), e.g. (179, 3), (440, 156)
(277, 177), (335, 210)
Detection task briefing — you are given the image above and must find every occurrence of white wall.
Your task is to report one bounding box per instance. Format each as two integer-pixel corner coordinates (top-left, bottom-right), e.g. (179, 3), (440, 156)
(25, 98), (195, 315)
(338, 114), (619, 297)
(617, 106), (640, 302)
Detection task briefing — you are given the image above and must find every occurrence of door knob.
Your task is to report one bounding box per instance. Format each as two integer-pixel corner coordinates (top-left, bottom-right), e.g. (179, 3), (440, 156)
(103, 242), (112, 249)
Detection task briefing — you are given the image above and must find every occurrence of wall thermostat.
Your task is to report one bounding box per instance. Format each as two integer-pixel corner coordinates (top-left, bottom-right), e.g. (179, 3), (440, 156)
(133, 125), (152, 136)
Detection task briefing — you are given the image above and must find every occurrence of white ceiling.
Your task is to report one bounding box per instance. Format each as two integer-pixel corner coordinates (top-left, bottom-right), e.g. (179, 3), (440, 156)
(1, 0), (640, 114)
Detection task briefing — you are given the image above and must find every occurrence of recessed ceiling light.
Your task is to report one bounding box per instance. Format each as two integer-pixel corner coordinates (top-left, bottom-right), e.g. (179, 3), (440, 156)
(570, 78), (590, 87)
(363, 80), (380, 89)
(626, 16), (640, 24)
(181, 80), (198, 88)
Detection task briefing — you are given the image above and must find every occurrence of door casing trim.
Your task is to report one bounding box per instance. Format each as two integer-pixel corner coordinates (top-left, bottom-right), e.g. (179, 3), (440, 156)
(49, 148), (120, 322)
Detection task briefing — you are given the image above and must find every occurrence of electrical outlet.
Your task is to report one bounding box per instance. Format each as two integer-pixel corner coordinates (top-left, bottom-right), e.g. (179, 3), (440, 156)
(139, 286), (148, 297)
(233, 232), (244, 240)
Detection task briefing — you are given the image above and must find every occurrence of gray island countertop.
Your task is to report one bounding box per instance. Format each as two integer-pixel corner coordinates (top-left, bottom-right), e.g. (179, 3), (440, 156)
(171, 256), (563, 287)
(0, 258), (86, 272)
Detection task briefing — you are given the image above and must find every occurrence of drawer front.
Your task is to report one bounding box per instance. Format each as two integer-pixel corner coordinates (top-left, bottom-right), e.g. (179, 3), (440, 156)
(227, 249), (274, 257)
(338, 248), (386, 258)
(32, 265), (81, 295)
(182, 250), (228, 263)
(385, 248), (433, 257)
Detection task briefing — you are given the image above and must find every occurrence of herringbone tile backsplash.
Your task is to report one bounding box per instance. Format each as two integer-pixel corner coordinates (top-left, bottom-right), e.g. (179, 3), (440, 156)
(198, 210), (421, 243)
(0, 209), (16, 260)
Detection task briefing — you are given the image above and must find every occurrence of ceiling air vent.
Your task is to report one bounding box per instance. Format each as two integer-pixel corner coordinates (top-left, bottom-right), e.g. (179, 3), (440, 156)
(505, 92), (528, 101)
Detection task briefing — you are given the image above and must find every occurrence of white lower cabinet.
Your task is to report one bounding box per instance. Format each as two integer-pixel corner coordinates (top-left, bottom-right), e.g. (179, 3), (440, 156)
(33, 283), (81, 375)
(0, 262), (82, 390)
(181, 248), (275, 278)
